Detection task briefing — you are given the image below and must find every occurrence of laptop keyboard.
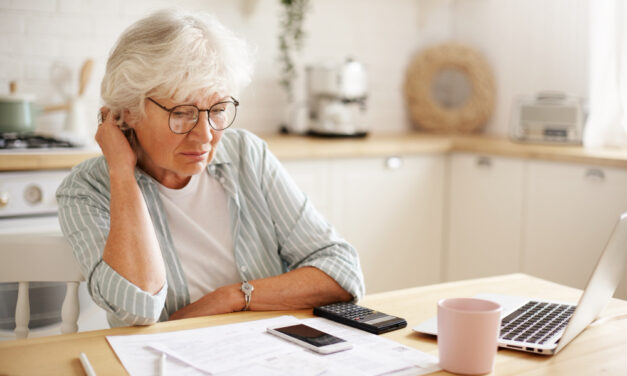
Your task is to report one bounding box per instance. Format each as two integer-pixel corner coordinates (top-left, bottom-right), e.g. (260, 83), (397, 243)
(499, 301), (576, 344)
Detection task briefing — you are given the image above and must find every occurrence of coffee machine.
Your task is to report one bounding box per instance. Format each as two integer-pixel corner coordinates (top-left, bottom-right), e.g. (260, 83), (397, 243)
(306, 58), (368, 137)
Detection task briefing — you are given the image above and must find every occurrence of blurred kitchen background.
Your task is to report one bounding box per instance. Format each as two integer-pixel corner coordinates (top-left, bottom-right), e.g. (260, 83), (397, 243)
(5, 0), (626, 340)
(0, 0), (588, 139)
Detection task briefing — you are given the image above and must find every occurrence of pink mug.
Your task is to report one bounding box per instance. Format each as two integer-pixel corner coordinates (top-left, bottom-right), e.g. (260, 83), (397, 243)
(437, 298), (502, 375)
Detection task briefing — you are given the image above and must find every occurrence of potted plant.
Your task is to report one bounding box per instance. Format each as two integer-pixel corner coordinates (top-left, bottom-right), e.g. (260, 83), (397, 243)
(278, 0), (309, 103)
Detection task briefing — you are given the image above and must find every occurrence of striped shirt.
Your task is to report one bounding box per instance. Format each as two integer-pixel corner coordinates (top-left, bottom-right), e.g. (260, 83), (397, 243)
(56, 129), (365, 327)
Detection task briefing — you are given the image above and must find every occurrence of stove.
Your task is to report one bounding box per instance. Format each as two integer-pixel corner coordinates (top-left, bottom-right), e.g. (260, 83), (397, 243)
(0, 169), (108, 336)
(0, 170), (69, 218)
(0, 170), (71, 332)
(0, 133), (76, 150)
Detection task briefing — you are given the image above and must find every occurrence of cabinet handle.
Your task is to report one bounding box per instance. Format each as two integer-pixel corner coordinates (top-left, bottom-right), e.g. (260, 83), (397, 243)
(385, 156), (403, 170)
(476, 156), (492, 168)
(584, 168), (605, 182)
(0, 192), (8, 208)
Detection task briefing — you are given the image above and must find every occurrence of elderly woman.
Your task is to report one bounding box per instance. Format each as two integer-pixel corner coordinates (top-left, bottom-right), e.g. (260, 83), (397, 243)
(56, 9), (364, 328)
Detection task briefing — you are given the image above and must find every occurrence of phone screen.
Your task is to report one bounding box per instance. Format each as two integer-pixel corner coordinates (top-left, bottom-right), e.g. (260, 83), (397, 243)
(273, 324), (346, 347)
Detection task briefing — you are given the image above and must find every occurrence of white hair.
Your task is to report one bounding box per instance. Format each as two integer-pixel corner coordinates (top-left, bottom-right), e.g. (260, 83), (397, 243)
(101, 9), (254, 126)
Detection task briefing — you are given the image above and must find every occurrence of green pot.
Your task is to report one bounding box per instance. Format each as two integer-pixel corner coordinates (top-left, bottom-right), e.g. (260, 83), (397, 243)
(0, 94), (41, 133)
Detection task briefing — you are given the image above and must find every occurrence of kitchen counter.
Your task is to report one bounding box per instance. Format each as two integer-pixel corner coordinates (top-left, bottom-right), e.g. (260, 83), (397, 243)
(264, 133), (627, 168)
(0, 148), (101, 171)
(3, 133), (627, 171)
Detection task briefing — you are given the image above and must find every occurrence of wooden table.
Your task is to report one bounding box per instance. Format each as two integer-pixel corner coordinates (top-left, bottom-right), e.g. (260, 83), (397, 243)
(1, 273), (626, 375)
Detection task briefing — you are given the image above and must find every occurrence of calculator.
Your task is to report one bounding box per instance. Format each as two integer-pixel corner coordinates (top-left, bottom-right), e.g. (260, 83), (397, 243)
(313, 302), (407, 334)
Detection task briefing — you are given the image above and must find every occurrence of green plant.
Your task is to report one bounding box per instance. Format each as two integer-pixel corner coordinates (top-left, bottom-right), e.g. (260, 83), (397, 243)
(278, 0), (309, 102)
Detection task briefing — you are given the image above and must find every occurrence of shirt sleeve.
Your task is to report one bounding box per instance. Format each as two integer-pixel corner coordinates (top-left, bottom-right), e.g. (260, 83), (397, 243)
(56, 161), (167, 326)
(252, 134), (366, 300)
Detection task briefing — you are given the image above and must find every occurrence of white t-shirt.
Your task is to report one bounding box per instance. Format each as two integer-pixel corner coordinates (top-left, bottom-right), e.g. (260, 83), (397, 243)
(156, 172), (241, 303)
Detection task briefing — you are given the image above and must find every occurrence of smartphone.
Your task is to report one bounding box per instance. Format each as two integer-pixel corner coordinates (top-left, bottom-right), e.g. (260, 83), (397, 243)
(267, 323), (353, 354)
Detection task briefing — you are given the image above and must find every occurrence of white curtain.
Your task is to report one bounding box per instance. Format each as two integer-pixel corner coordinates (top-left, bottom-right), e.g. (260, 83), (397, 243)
(584, 0), (627, 148)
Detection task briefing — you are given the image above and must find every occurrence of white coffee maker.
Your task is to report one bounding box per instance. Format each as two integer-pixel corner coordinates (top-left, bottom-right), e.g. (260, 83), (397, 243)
(306, 58), (368, 137)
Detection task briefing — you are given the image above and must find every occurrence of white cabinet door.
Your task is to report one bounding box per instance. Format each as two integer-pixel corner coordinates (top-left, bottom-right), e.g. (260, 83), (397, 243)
(445, 153), (525, 281)
(523, 161), (627, 299)
(329, 156), (445, 294)
(281, 159), (333, 223)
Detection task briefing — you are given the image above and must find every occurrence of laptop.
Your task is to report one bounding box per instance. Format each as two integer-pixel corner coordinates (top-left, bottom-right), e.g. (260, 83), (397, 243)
(413, 212), (627, 355)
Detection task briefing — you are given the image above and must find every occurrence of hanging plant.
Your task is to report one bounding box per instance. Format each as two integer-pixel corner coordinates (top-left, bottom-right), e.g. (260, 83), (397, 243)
(278, 0), (310, 102)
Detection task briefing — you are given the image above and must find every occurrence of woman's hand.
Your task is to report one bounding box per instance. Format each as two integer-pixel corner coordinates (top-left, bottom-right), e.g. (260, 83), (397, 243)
(98, 106), (166, 294)
(95, 107), (137, 176)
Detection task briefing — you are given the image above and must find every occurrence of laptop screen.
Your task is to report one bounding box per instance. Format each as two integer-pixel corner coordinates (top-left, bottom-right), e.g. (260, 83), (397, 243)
(555, 212), (627, 352)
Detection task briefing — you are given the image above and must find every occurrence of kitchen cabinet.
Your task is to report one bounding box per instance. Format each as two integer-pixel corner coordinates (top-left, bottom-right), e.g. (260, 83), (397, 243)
(522, 160), (627, 299)
(445, 153), (525, 281)
(284, 152), (627, 299)
(282, 155), (445, 294)
(445, 153), (627, 300)
(278, 159), (333, 222)
(330, 156), (445, 294)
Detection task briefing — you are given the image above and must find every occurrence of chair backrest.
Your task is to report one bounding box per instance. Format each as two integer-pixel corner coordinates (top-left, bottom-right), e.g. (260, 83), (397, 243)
(0, 233), (84, 339)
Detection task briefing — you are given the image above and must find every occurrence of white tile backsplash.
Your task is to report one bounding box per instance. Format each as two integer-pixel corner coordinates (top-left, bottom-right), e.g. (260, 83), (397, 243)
(0, 0), (453, 137)
(0, 0), (589, 137)
(0, 11), (24, 33)
(24, 14), (93, 37)
(4, 0), (55, 12)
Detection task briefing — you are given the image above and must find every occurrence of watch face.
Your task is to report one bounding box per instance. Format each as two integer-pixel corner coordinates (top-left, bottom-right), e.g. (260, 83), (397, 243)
(242, 282), (254, 293)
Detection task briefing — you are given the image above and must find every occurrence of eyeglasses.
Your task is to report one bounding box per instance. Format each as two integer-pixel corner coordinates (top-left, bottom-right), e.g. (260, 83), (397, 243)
(147, 97), (239, 134)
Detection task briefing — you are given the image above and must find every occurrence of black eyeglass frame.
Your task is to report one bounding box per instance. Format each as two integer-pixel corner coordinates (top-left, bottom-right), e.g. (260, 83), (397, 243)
(147, 96), (240, 134)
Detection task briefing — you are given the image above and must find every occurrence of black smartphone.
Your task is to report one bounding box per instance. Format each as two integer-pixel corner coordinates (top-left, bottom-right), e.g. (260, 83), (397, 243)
(313, 302), (407, 334)
(267, 323), (352, 354)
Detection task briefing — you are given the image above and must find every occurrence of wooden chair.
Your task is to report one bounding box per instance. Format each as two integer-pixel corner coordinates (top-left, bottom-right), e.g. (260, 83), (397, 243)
(0, 233), (83, 339)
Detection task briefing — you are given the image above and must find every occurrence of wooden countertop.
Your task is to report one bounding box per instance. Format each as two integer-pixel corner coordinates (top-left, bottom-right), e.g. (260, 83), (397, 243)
(1, 274), (626, 375)
(264, 133), (627, 169)
(0, 148), (101, 172)
(3, 133), (627, 171)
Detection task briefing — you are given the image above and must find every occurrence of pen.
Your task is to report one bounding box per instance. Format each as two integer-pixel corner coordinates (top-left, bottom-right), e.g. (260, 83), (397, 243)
(79, 352), (97, 376)
(158, 352), (167, 376)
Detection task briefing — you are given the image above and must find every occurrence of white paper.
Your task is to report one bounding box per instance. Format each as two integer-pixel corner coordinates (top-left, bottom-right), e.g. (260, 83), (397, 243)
(106, 315), (440, 376)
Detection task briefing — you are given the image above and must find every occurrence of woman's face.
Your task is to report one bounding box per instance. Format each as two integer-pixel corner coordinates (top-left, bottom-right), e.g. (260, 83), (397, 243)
(129, 94), (225, 189)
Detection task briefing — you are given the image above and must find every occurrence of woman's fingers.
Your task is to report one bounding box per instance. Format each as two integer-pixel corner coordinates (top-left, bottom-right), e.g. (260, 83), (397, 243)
(98, 107), (114, 126)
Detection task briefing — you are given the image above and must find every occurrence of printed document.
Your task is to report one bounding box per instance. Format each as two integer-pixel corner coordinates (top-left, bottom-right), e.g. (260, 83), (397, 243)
(106, 315), (440, 376)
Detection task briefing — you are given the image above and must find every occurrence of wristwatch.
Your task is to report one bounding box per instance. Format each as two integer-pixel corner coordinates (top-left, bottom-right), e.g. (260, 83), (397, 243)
(240, 281), (254, 311)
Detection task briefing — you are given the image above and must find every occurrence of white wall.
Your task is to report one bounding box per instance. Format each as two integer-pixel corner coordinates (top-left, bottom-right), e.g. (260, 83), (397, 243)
(0, 0), (452, 139)
(451, 0), (590, 136)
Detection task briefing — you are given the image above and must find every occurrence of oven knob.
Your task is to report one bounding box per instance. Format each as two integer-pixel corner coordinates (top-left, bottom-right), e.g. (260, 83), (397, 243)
(0, 192), (8, 208)
(24, 185), (43, 205)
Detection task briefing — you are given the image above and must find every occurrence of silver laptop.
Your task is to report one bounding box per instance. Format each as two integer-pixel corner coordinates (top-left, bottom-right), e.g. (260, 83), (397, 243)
(413, 212), (627, 355)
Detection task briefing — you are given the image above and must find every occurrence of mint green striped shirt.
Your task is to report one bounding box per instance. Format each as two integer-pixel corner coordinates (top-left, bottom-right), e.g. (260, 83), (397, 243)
(57, 129), (365, 328)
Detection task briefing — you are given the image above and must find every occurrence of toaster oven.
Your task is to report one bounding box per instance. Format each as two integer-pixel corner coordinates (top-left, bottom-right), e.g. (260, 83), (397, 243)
(510, 92), (586, 144)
